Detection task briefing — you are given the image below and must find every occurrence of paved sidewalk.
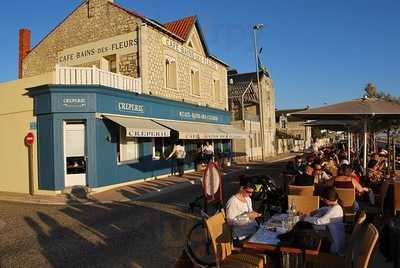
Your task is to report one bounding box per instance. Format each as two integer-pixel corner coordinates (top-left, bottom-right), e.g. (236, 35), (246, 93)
(0, 152), (298, 205)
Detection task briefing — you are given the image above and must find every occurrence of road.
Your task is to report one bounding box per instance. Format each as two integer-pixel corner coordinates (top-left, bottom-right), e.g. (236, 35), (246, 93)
(0, 161), (288, 268)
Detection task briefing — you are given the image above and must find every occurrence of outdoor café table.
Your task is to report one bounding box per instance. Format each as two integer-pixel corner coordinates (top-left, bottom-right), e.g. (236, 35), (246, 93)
(243, 214), (321, 268)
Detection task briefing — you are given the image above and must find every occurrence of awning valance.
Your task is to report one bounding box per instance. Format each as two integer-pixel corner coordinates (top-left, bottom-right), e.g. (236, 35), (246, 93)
(218, 124), (247, 139)
(154, 120), (246, 139)
(104, 115), (170, 137)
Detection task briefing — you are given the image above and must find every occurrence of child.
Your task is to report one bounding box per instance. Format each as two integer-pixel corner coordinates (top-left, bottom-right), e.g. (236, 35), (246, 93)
(304, 186), (345, 255)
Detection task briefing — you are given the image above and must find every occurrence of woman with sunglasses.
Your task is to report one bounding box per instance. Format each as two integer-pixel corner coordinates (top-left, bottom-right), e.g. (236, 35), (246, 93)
(226, 178), (261, 244)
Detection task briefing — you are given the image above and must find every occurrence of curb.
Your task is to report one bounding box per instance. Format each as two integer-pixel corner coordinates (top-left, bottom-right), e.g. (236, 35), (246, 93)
(0, 180), (197, 206)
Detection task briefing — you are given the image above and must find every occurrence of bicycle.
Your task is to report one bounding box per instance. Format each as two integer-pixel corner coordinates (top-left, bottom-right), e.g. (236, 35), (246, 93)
(186, 161), (224, 267)
(185, 206), (221, 268)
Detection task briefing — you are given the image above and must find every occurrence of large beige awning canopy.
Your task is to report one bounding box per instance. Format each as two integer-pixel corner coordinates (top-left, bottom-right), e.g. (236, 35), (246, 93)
(154, 120), (246, 139)
(104, 115), (170, 137)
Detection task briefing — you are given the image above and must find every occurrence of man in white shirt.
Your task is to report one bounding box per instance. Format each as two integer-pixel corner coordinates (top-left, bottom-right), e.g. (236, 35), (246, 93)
(226, 179), (261, 242)
(166, 141), (186, 176)
(202, 141), (214, 164)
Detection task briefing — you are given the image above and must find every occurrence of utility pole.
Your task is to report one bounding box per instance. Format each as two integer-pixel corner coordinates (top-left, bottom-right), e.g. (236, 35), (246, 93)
(253, 23), (265, 160)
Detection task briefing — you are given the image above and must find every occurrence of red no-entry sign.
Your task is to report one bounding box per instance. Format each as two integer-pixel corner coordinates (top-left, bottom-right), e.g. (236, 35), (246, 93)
(24, 132), (34, 146)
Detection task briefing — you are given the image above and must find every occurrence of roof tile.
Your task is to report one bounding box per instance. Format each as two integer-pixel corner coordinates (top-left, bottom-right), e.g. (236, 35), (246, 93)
(164, 16), (196, 41)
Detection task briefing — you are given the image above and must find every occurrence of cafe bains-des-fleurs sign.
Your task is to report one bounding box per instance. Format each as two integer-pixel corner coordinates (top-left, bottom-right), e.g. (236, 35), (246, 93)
(57, 32), (138, 66)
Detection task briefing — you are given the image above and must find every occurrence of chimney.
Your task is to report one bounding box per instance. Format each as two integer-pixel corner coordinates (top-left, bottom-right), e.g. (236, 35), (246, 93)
(18, 28), (31, 79)
(87, 0), (113, 18)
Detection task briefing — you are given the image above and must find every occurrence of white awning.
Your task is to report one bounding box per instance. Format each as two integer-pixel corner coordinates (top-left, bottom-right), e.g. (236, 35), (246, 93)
(104, 115), (170, 137)
(218, 124), (247, 139)
(153, 120), (246, 139)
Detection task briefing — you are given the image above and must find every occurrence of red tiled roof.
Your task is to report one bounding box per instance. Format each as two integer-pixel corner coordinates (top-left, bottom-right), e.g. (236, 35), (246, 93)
(164, 16), (196, 41)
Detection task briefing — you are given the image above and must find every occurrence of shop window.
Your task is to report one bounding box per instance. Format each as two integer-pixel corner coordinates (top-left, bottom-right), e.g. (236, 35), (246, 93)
(153, 138), (165, 160)
(165, 58), (177, 89)
(191, 69), (200, 95)
(118, 127), (139, 163)
(66, 157), (86, 174)
(213, 79), (221, 101)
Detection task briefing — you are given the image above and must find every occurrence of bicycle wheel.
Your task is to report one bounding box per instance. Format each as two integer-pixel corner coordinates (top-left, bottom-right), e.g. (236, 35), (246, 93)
(186, 222), (216, 267)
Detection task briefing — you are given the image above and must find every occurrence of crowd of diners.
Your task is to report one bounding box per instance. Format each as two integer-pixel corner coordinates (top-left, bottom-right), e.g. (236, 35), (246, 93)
(284, 144), (392, 208)
(224, 141), (391, 258)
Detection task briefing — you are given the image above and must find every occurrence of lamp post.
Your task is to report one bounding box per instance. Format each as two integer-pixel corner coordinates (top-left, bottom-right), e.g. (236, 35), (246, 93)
(253, 23), (265, 160)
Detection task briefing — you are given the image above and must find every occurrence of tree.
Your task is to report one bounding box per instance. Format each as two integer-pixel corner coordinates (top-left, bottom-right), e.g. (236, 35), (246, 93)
(364, 83), (378, 98)
(363, 82), (400, 103)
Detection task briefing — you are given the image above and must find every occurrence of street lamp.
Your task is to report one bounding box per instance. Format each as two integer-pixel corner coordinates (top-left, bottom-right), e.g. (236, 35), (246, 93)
(253, 23), (266, 160)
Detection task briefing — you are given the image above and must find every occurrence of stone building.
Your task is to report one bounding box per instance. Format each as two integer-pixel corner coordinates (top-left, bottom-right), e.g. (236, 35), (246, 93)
(0, 0), (245, 194)
(228, 70), (276, 161)
(275, 108), (312, 149)
(21, 0), (228, 110)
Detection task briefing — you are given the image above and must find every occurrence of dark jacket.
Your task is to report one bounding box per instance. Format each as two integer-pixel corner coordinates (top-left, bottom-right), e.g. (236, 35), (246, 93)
(294, 174), (314, 186)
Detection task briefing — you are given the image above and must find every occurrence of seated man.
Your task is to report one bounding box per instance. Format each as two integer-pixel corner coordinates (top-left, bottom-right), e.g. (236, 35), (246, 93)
(304, 187), (345, 255)
(225, 178), (261, 242)
(294, 165), (315, 186)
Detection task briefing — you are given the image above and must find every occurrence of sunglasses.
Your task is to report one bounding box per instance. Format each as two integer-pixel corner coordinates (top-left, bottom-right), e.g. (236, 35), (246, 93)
(244, 189), (254, 195)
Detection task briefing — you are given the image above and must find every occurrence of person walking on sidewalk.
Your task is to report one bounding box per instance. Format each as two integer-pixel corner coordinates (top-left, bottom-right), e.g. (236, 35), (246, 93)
(167, 141), (186, 176)
(202, 141), (214, 164)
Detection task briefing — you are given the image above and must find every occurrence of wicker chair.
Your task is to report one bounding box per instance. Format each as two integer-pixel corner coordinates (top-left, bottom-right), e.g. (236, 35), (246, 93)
(288, 185), (314, 196)
(335, 187), (356, 222)
(394, 181), (400, 216)
(355, 223), (379, 268)
(287, 195), (319, 214)
(204, 211), (265, 268)
(305, 210), (367, 268)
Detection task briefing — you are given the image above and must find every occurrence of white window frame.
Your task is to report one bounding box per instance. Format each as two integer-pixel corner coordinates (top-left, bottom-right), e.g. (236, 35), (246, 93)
(190, 67), (200, 96)
(118, 126), (139, 164)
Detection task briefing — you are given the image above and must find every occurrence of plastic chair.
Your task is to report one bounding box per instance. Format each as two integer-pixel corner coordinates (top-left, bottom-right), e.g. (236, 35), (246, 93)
(288, 185), (314, 196)
(204, 212), (265, 268)
(287, 195), (319, 214)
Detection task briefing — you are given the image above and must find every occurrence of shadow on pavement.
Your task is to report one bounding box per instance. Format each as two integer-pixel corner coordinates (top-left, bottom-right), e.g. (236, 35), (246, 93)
(23, 196), (199, 267)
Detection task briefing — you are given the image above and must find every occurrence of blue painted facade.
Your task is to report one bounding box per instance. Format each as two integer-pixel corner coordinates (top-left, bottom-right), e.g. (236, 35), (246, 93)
(28, 85), (231, 190)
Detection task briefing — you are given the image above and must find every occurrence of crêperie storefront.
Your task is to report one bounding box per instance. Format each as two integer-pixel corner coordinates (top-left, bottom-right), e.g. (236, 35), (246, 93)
(28, 84), (244, 191)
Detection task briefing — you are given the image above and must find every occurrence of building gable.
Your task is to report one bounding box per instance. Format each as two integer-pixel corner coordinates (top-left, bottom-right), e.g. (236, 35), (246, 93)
(186, 27), (206, 56)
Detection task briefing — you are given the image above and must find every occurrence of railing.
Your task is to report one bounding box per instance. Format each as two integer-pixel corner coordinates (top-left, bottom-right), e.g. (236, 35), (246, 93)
(54, 65), (142, 94)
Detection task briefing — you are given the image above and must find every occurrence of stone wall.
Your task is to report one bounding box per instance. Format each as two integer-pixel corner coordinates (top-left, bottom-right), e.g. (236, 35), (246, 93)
(260, 75), (276, 157)
(141, 25), (228, 110)
(119, 53), (138, 78)
(22, 0), (141, 77)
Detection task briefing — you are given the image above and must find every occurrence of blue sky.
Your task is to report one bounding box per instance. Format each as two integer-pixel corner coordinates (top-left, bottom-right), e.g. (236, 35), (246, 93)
(1, 0), (399, 109)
